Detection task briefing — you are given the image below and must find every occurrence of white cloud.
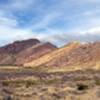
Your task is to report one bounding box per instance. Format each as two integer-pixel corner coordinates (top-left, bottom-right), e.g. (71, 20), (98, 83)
(0, 16), (18, 28)
(0, 26), (35, 46)
(80, 27), (100, 35)
(0, 0), (100, 47)
(0, 12), (35, 46)
(30, 12), (63, 31)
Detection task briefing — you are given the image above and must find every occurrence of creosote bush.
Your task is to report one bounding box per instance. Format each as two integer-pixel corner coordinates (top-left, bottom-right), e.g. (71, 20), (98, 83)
(77, 84), (88, 91)
(95, 80), (100, 85)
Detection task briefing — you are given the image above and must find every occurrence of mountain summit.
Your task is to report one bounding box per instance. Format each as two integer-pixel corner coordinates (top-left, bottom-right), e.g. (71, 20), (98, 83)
(0, 38), (57, 66)
(0, 39), (40, 54)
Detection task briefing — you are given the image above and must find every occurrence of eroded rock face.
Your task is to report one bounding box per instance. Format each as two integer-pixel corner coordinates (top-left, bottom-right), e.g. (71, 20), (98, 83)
(0, 39), (57, 66)
(0, 39), (40, 54)
(44, 42), (100, 67)
(45, 42), (100, 67)
(25, 42), (100, 69)
(14, 42), (57, 65)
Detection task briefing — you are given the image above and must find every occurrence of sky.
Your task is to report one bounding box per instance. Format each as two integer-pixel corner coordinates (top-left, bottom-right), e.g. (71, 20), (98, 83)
(0, 0), (100, 47)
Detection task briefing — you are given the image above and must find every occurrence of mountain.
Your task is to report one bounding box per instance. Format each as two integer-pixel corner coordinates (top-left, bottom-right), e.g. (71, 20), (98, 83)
(1, 38), (100, 70)
(24, 42), (100, 70)
(24, 42), (80, 67)
(14, 42), (57, 65)
(0, 39), (40, 54)
(0, 39), (57, 66)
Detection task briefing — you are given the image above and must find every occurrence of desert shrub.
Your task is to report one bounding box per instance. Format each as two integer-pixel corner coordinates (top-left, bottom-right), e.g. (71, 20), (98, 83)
(2, 79), (43, 88)
(25, 80), (38, 88)
(3, 95), (12, 100)
(44, 79), (60, 84)
(77, 84), (88, 91)
(52, 93), (61, 99)
(95, 80), (100, 85)
(2, 81), (9, 86)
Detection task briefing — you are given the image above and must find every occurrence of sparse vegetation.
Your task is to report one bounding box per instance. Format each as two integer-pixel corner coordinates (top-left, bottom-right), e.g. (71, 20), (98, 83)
(2, 81), (9, 86)
(0, 68), (99, 100)
(95, 79), (100, 85)
(77, 84), (88, 91)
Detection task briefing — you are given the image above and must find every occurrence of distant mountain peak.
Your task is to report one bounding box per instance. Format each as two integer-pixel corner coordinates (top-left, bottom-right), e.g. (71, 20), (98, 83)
(0, 38), (57, 66)
(0, 38), (40, 54)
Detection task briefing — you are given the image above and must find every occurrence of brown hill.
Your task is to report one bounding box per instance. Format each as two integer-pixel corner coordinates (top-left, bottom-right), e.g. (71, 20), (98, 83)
(25, 42), (100, 70)
(24, 42), (80, 67)
(0, 39), (57, 66)
(0, 39), (40, 54)
(14, 42), (57, 65)
(0, 39), (40, 65)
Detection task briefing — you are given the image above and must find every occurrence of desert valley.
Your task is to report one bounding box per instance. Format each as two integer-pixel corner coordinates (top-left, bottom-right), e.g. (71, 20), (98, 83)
(0, 39), (100, 100)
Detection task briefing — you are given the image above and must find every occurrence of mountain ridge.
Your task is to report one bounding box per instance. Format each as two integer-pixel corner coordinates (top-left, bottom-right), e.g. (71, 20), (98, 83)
(0, 38), (57, 66)
(24, 41), (100, 70)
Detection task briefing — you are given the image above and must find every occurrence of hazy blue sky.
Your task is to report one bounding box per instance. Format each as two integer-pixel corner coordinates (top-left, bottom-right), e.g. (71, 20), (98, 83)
(0, 0), (100, 46)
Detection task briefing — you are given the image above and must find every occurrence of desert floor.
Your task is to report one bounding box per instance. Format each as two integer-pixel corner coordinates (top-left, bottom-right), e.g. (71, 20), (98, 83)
(0, 67), (100, 100)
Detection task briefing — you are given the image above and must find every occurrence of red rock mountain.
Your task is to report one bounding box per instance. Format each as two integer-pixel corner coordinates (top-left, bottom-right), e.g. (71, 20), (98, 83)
(1, 38), (100, 70)
(0, 39), (57, 66)
(25, 42), (100, 70)
(0, 39), (40, 54)
(14, 42), (57, 65)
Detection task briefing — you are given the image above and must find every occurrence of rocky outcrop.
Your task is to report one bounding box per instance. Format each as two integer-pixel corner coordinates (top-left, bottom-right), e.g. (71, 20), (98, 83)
(0, 39), (57, 66)
(25, 42), (100, 69)
(14, 42), (57, 65)
(0, 39), (40, 54)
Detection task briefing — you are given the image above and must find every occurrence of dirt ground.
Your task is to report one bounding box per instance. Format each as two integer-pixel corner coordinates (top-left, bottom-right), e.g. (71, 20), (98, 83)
(0, 69), (100, 100)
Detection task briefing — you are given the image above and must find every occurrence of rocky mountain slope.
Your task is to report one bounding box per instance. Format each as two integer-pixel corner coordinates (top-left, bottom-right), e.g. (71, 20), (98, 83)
(0, 39), (57, 66)
(14, 42), (57, 65)
(0, 39), (40, 54)
(25, 42), (100, 70)
(0, 38), (100, 70)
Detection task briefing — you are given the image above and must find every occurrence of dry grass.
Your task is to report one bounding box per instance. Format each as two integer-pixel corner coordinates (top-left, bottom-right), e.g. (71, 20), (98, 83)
(0, 66), (100, 100)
